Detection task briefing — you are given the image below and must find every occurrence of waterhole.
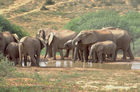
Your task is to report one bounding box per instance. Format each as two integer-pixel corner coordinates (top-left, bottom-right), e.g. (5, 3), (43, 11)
(38, 60), (140, 70)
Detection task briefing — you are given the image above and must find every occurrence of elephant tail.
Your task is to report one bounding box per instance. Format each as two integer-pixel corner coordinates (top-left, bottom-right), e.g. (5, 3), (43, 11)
(18, 42), (23, 66)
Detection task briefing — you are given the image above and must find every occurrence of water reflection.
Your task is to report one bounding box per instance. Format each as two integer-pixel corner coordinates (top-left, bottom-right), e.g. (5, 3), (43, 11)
(38, 60), (138, 70)
(70, 61), (73, 67)
(56, 61), (61, 67)
(64, 61), (67, 67)
(131, 62), (140, 70)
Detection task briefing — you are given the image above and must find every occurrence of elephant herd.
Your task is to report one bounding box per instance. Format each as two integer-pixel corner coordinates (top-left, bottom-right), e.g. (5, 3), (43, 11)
(0, 27), (134, 67)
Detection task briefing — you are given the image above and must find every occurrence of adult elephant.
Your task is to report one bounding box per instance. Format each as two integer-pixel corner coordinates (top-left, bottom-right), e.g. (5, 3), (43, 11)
(47, 30), (78, 60)
(0, 31), (19, 55)
(72, 29), (116, 62)
(101, 27), (134, 60)
(37, 28), (56, 58)
(19, 36), (45, 66)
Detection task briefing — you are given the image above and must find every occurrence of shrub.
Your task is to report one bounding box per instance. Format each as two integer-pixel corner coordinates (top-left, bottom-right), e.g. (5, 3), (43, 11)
(64, 10), (140, 39)
(0, 54), (16, 86)
(45, 0), (55, 5)
(0, 15), (28, 38)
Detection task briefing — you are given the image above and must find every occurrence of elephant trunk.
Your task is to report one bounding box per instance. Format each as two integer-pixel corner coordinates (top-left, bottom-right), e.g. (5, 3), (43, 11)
(44, 44), (48, 58)
(18, 42), (23, 66)
(72, 37), (80, 47)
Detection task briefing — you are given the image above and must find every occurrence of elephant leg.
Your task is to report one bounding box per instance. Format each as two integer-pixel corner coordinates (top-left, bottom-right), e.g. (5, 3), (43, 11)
(44, 45), (48, 58)
(52, 48), (57, 60)
(114, 49), (119, 61)
(73, 47), (78, 62)
(112, 51), (116, 61)
(127, 47), (134, 60)
(122, 49), (127, 60)
(24, 55), (27, 66)
(94, 52), (98, 63)
(48, 46), (53, 58)
(80, 50), (84, 62)
(72, 48), (74, 59)
(84, 47), (88, 62)
(102, 53), (106, 62)
(29, 53), (37, 66)
(59, 49), (64, 60)
(77, 49), (81, 61)
(64, 49), (70, 57)
(98, 52), (103, 63)
(36, 51), (41, 66)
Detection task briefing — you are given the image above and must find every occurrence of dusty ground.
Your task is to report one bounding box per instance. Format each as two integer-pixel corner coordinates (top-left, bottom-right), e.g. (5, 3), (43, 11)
(3, 56), (140, 91)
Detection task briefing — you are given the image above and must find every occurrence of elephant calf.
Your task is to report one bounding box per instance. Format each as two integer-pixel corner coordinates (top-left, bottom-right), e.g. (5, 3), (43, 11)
(6, 42), (19, 65)
(89, 41), (116, 63)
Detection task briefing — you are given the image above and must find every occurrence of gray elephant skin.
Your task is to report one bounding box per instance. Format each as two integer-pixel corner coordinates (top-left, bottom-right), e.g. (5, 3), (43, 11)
(19, 36), (45, 66)
(5, 42), (19, 65)
(0, 31), (19, 55)
(101, 27), (134, 60)
(72, 29), (116, 62)
(89, 41), (116, 63)
(47, 30), (78, 60)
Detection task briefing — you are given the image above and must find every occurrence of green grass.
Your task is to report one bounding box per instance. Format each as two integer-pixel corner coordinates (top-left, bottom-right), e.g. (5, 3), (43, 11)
(0, 15), (28, 38)
(64, 10), (140, 56)
(64, 10), (140, 39)
(1, 69), (140, 92)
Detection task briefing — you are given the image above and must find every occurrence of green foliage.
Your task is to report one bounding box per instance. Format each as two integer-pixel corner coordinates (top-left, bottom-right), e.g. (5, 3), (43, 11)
(64, 10), (140, 39)
(45, 0), (55, 5)
(133, 38), (140, 56)
(40, 0), (55, 10)
(0, 15), (28, 38)
(0, 54), (16, 86)
(0, 55), (16, 78)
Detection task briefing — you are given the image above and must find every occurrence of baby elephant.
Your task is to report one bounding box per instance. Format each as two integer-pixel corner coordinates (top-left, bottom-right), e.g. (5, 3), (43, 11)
(6, 42), (19, 65)
(89, 41), (116, 63)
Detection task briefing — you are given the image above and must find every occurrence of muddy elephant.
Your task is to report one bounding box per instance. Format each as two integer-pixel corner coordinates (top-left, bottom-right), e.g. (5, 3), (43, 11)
(46, 30), (78, 60)
(0, 31), (19, 55)
(5, 42), (19, 65)
(89, 41), (116, 63)
(101, 27), (134, 60)
(72, 29), (116, 62)
(19, 36), (45, 66)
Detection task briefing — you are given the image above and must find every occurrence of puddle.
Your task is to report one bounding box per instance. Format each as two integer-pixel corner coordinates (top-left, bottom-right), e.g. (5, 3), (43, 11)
(38, 60), (135, 70)
(131, 62), (140, 70)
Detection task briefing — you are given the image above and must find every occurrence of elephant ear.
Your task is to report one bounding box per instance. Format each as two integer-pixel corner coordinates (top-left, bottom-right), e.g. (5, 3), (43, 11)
(48, 32), (54, 46)
(12, 34), (19, 42)
(38, 37), (46, 47)
(81, 32), (97, 44)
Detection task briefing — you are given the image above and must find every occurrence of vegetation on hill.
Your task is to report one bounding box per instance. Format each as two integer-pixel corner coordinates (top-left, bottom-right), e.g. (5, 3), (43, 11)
(64, 10), (140, 56)
(64, 10), (140, 39)
(0, 15), (28, 38)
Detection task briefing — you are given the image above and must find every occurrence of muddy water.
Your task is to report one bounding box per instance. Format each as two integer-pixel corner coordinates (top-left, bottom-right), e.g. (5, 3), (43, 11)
(38, 60), (136, 70)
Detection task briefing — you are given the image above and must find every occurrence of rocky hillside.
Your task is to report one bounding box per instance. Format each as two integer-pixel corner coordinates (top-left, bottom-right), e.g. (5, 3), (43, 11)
(0, 0), (140, 35)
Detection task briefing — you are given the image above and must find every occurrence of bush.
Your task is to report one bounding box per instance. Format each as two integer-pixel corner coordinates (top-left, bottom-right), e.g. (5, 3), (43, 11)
(45, 0), (55, 5)
(64, 10), (140, 39)
(0, 15), (28, 38)
(0, 54), (16, 86)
